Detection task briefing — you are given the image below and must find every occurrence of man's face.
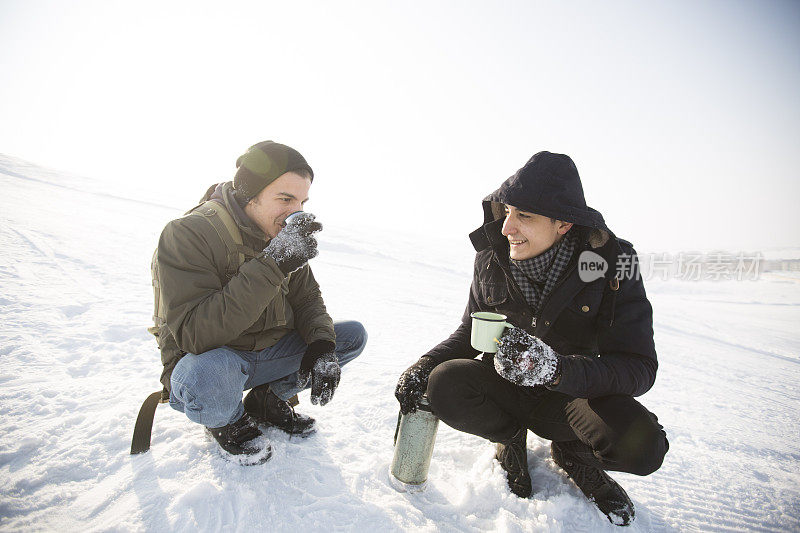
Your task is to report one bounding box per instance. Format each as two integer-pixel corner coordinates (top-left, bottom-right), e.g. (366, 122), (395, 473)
(244, 171), (312, 239)
(501, 204), (573, 260)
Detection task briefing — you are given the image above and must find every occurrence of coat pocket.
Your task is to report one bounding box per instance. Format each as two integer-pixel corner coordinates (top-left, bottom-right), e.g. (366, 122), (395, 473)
(550, 286), (604, 352)
(478, 282), (509, 308)
(565, 288), (603, 319)
(264, 279), (290, 328)
(242, 279), (291, 337)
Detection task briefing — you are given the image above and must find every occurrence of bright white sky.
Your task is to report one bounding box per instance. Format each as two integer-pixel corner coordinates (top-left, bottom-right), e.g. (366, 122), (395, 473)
(1, 0), (799, 252)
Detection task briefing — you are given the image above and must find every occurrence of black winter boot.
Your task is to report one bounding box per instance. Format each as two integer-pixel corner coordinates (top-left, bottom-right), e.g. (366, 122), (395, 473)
(243, 384), (316, 437)
(205, 413), (271, 466)
(495, 427), (532, 498)
(551, 440), (635, 526)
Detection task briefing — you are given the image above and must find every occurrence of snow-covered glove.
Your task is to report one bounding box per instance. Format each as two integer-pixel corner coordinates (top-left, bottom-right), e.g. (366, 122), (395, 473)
(297, 340), (340, 406)
(394, 356), (438, 415)
(262, 212), (322, 275)
(494, 328), (561, 387)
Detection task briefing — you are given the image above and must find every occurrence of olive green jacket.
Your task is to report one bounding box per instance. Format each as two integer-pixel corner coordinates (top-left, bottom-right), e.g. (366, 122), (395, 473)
(155, 182), (335, 391)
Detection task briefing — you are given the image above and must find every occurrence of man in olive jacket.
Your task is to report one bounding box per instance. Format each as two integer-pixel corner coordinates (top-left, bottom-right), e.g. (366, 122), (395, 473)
(395, 151), (667, 525)
(155, 141), (367, 464)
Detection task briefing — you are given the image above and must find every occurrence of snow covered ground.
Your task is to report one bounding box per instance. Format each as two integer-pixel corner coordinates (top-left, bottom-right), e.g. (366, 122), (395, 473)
(1, 154), (799, 532)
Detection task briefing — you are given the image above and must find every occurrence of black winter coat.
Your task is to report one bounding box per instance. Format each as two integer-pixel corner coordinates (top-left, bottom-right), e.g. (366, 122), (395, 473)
(422, 152), (657, 399)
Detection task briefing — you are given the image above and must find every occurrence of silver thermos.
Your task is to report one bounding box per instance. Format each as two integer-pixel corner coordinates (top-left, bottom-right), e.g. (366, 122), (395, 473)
(390, 395), (439, 492)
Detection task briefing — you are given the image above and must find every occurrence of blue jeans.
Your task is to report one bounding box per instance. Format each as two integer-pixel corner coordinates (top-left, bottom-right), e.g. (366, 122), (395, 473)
(169, 320), (367, 428)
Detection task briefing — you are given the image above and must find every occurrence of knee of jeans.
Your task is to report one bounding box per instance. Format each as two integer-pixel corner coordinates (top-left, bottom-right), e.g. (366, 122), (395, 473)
(426, 360), (480, 420)
(170, 352), (247, 408)
(336, 320), (368, 359)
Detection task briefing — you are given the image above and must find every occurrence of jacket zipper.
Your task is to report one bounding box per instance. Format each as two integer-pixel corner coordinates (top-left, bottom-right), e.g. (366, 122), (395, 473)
(494, 251), (565, 330)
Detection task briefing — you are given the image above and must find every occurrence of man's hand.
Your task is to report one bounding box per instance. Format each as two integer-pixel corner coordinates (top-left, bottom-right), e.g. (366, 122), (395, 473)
(494, 328), (561, 387)
(394, 357), (438, 415)
(262, 212), (322, 275)
(297, 340), (340, 406)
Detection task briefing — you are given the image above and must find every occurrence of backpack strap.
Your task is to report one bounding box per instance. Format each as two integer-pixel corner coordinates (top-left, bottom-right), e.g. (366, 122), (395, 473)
(130, 390), (168, 454)
(194, 201), (259, 277)
(149, 248), (166, 330)
(149, 201), (258, 336)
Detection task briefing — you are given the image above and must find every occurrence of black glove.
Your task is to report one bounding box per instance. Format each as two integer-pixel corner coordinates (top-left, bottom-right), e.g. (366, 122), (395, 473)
(262, 212), (323, 275)
(394, 356), (438, 415)
(297, 340), (340, 406)
(494, 328), (561, 387)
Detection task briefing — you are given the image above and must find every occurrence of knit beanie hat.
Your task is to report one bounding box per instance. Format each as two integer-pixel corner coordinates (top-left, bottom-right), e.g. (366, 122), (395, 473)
(233, 141), (314, 201)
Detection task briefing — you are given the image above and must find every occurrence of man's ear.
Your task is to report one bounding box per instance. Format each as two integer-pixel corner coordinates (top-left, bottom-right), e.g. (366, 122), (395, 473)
(556, 221), (573, 235)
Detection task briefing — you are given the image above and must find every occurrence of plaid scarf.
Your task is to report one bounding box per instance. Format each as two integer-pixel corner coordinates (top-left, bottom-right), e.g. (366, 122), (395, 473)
(510, 230), (578, 314)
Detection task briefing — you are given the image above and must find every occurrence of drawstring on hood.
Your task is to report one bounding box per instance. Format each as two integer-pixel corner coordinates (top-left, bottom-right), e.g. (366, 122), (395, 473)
(608, 274), (621, 327)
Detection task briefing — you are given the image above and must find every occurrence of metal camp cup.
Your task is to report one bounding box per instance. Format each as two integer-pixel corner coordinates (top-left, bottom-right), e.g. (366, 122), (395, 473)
(470, 311), (515, 353)
(282, 210), (304, 227)
(390, 395), (439, 492)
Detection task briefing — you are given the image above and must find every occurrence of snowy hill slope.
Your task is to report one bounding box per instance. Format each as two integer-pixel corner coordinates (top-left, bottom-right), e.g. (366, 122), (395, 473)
(1, 154), (799, 532)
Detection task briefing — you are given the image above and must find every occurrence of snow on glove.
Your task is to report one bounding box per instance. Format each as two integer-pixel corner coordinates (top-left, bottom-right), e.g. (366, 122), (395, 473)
(262, 211), (322, 275)
(494, 328), (560, 387)
(394, 356), (437, 415)
(297, 340), (340, 406)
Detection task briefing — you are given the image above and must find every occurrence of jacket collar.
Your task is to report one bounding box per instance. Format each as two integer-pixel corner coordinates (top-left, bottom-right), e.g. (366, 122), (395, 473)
(208, 181), (269, 245)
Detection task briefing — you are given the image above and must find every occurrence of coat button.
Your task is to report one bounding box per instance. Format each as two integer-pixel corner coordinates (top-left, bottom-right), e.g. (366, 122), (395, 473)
(544, 320), (550, 327)
(487, 296), (493, 303)
(581, 305), (590, 313)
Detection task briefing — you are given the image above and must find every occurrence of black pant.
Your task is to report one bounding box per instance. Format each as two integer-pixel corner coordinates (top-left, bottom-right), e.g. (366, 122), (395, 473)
(426, 358), (668, 476)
